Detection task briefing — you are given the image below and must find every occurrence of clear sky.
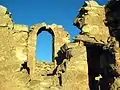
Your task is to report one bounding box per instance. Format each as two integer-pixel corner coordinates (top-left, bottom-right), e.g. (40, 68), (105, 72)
(0, 0), (107, 62)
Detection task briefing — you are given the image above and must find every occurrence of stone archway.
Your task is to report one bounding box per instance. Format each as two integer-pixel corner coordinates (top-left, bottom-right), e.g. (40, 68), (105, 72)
(27, 23), (70, 76)
(36, 27), (55, 62)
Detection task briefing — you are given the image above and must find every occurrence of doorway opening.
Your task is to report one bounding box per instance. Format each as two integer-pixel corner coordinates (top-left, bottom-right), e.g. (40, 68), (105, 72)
(36, 28), (54, 63)
(86, 44), (115, 90)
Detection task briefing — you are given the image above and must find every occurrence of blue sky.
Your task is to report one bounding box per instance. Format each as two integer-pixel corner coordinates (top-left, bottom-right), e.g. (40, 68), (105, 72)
(0, 0), (107, 62)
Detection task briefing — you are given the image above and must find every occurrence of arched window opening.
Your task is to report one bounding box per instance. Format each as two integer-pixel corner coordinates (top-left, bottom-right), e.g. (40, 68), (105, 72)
(36, 30), (54, 63)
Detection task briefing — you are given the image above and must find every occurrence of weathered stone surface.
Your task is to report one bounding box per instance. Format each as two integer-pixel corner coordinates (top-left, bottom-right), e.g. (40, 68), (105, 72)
(73, 0), (120, 89)
(13, 31), (28, 63)
(27, 23), (70, 76)
(2, 0), (120, 89)
(104, 1), (120, 89)
(0, 5), (13, 28)
(61, 45), (89, 90)
(74, 0), (110, 44)
(0, 27), (29, 90)
(0, 6), (30, 90)
(0, 5), (7, 15)
(0, 5), (72, 89)
(110, 77), (120, 90)
(14, 24), (29, 32)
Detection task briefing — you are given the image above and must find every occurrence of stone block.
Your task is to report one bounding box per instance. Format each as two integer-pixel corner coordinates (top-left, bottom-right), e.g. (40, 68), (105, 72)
(14, 24), (28, 32)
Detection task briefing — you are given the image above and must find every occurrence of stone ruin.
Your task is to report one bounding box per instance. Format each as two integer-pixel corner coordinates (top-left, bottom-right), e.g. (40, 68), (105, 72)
(74, 0), (120, 90)
(1, 0), (120, 90)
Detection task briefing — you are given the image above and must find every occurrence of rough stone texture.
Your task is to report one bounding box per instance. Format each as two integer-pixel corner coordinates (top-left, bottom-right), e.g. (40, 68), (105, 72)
(0, 5), (77, 90)
(74, 0), (110, 45)
(14, 24), (28, 32)
(13, 24), (29, 63)
(105, 0), (120, 89)
(73, 0), (120, 90)
(105, 0), (120, 71)
(0, 5), (13, 29)
(25, 43), (88, 90)
(2, 0), (120, 90)
(27, 23), (70, 76)
(73, 1), (113, 89)
(61, 44), (89, 90)
(0, 6), (30, 90)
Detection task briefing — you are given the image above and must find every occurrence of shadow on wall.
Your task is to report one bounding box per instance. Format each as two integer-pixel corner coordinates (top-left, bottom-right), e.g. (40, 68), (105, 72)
(47, 44), (72, 86)
(85, 1), (120, 89)
(20, 61), (30, 74)
(86, 44), (115, 90)
(105, 0), (120, 42)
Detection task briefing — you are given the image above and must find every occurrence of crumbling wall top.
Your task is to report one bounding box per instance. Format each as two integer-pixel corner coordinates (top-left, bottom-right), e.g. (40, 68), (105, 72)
(0, 5), (13, 29)
(84, 0), (103, 7)
(73, 1), (110, 45)
(14, 24), (29, 32)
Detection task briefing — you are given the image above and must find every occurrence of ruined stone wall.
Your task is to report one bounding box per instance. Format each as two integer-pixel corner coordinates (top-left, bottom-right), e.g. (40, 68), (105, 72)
(74, 1), (110, 44)
(62, 43), (89, 90)
(73, 0), (120, 90)
(105, 0), (120, 69)
(0, 5), (30, 89)
(3, 0), (120, 89)
(13, 24), (28, 62)
(27, 23), (70, 76)
(105, 0), (120, 89)
(0, 5), (28, 66)
(0, 5), (71, 89)
(0, 5), (70, 78)
(73, 1), (115, 90)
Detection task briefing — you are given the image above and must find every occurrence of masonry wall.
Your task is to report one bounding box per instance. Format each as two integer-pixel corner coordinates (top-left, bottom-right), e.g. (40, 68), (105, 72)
(73, 1), (120, 89)
(0, 5), (28, 65)
(27, 23), (70, 76)
(0, 6), (30, 89)
(0, 5), (70, 78)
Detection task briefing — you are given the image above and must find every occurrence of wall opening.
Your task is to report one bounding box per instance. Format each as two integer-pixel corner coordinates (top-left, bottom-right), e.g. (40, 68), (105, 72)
(86, 44), (115, 90)
(36, 28), (54, 63)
